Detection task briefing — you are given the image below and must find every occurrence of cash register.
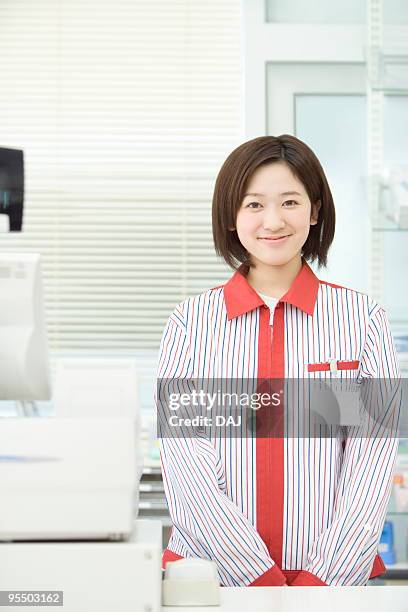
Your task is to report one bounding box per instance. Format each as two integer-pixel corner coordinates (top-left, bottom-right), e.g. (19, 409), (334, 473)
(0, 254), (162, 612)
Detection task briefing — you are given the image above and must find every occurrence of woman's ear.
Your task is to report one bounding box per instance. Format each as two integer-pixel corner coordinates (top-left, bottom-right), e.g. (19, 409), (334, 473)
(228, 226), (236, 231)
(310, 199), (321, 225)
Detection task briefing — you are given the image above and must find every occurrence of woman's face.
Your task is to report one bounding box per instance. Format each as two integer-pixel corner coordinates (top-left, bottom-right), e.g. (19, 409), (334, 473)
(235, 161), (320, 268)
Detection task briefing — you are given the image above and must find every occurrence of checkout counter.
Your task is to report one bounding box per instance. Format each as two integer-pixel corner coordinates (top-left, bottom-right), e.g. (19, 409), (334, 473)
(168, 587), (407, 612)
(0, 418), (408, 612)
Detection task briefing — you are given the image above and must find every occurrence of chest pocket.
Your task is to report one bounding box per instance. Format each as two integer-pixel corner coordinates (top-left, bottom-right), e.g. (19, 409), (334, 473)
(305, 359), (363, 427)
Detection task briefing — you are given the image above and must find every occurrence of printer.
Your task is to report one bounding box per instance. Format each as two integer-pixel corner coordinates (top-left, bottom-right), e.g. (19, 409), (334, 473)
(0, 417), (139, 540)
(0, 417), (162, 612)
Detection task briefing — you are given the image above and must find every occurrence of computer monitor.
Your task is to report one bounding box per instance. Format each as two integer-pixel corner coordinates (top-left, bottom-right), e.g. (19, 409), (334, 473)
(0, 253), (51, 400)
(0, 147), (24, 232)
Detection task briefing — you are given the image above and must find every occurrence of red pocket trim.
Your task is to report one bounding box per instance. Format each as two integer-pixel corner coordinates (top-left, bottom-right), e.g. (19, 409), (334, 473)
(308, 360), (359, 373)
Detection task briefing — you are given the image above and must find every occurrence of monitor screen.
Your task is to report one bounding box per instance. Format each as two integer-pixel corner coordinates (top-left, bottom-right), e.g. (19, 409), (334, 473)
(0, 147), (24, 231)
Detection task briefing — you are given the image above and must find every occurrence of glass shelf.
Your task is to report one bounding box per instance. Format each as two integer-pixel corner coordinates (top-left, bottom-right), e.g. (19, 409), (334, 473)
(373, 227), (408, 231)
(370, 86), (408, 95)
(384, 562), (408, 574)
(368, 47), (408, 94)
(385, 562), (408, 569)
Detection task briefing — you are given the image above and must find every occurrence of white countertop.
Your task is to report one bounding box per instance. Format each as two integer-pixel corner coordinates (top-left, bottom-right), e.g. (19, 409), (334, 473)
(162, 585), (408, 612)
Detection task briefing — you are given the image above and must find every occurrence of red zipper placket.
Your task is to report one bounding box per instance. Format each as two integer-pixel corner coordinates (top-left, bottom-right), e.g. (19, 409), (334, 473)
(256, 301), (285, 567)
(269, 301), (285, 567)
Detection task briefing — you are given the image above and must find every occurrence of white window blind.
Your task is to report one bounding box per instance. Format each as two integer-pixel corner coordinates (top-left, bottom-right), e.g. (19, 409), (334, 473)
(0, 0), (241, 350)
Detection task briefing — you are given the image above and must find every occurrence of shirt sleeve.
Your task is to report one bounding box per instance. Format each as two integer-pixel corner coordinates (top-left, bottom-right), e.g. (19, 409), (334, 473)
(292, 305), (402, 587)
(155, 304), (287, 587)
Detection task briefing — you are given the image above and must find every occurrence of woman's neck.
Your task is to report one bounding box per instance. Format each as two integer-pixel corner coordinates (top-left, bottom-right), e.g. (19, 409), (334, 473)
(245, 255), (303, 299)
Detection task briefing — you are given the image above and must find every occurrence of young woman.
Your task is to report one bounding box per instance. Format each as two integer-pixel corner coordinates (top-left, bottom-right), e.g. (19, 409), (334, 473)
(156, 135), (401, 587)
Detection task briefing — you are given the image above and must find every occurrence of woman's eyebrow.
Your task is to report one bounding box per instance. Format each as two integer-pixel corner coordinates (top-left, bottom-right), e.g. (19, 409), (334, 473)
(243, 190), (303, 197)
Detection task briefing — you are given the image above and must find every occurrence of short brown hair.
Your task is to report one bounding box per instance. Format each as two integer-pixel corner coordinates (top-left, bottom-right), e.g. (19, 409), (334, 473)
(212, 134), (335, 270)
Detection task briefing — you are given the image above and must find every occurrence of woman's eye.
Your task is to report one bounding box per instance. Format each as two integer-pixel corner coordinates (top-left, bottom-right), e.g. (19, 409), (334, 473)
(283, 200), (298, 207)
(247, 202), (261, 208)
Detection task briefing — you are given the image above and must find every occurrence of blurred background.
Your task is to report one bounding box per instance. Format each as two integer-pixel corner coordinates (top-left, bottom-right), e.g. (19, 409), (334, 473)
(1, 0), (408, 585)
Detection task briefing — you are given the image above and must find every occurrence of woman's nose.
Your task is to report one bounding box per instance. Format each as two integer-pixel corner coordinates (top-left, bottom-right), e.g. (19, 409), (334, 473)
(261, 208), (286, 231)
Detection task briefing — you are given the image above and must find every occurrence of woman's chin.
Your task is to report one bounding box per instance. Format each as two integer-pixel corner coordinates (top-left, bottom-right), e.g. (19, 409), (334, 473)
(253, 252), (295, 268)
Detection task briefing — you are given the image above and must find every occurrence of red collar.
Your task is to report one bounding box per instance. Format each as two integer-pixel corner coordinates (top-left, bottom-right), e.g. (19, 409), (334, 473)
(223, 259), (320, 320)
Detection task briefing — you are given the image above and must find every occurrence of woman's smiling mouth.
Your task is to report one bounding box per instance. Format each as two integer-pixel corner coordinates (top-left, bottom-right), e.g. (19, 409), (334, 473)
(258, 235), (291, 243)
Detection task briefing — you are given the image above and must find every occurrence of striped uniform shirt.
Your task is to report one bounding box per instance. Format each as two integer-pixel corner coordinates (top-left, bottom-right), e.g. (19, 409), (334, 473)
(156, 258), (401, 587)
